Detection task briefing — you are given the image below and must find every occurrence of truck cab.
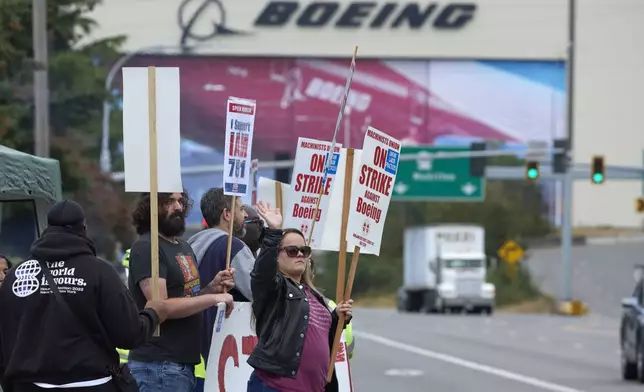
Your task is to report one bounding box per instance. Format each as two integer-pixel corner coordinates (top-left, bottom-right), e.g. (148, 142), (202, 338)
(433, 252), (495, 314)
(398, 224), (495, 315)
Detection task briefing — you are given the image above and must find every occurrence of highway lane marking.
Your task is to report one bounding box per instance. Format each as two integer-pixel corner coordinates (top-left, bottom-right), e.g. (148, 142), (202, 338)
(354, 331), (584, 392)
(562, 325), (616, 337)
(384, 368), (424, 377)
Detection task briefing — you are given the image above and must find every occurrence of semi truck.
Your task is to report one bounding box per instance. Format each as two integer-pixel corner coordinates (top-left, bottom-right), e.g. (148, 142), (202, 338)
(397, 224), (495, 314)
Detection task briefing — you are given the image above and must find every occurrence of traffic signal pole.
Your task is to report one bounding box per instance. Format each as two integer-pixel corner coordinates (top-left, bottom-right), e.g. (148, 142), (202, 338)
(560, 0), (577, 303)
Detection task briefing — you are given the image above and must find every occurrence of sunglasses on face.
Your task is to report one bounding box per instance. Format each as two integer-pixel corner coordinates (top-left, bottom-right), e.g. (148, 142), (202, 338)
(280, 245), (312, 258)
(244, 218), (264, 225)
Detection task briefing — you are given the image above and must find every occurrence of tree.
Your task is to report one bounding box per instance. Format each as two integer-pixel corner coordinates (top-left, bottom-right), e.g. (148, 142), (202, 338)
(0, 0), (134, 259)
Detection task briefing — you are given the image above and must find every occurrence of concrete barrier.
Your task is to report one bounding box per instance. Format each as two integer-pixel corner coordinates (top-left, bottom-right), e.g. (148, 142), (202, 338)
(556, 300), (589, 316)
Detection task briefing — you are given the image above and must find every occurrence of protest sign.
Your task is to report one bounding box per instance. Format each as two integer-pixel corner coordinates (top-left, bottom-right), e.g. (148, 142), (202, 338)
(345, 127), (401, 256)
(257, 177), (290, 213)
(122, 66), (183, 336)
(318, 149), (374, 255)
(283, 138), (342, 248)
(204, 302), (353, 392)
(223, 97), (256, 269)
(122, 67), (182, 193)
(223, 97), (256, 197)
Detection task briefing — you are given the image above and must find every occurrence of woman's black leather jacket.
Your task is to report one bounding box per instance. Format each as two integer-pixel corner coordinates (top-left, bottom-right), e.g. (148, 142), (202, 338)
(246, 228), (348, 392)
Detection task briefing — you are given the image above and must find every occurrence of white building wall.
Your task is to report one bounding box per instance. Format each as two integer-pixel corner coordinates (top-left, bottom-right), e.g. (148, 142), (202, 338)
(85, 0), (644, 227)
(573, 0), (644, 228)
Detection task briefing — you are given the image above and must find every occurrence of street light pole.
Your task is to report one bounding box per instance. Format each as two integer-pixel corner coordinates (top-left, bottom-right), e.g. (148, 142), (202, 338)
(32, 0), (50, 157)
(99, 46), (164, 174)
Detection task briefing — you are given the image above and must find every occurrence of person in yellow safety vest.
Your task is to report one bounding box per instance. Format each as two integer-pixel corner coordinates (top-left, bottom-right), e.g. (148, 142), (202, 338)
(308, 257), (355, 359)
(118, 250), (207, 381)
(326, 298), (355, 359)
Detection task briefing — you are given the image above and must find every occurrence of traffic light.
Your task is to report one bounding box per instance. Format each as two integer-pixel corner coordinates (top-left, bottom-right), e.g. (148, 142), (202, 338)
(552, 139), (569, 174)
(591, 155), (605, 184)
(637, 197), (644, 213)
(469, 142), (486, 177)
(526, 161), (539, 181)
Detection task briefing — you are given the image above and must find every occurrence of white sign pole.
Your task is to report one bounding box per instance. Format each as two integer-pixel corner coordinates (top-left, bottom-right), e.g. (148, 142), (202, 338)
(308, 46), (358, 247)
(328, 127), (402, 380)
(250, 159), (259, 206)
(223, 97), (256, 269)
(122, 66), (182, 337)
(146, 68), (160, 337)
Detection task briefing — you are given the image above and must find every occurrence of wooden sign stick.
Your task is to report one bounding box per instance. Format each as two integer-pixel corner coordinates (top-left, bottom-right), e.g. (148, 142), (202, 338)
(147, 66), (161, 337)
(307, 45), (358, 246)
(275, 181), (283, 212)
(326, 148), (355, 383)
(327, 246), (361, 383)
(225, 196), (236, 271)
(335, 149), (354, 302)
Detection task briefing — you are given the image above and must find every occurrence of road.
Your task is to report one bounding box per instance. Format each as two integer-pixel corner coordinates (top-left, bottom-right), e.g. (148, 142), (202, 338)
(349, 309), (638, 392)
(527, 242), (644, 318)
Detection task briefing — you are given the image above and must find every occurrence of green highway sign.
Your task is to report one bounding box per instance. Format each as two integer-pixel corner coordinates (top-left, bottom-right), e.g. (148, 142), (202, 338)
(392, 146), (486, 201)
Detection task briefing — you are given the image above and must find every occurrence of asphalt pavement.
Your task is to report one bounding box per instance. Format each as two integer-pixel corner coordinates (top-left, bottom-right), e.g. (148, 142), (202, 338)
(349, 309), (639, 392)
(527, 242), (644, 318)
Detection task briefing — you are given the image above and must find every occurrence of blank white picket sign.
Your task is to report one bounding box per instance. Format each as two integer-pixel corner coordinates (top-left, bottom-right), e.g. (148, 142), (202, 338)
(122, 67), (183, 193)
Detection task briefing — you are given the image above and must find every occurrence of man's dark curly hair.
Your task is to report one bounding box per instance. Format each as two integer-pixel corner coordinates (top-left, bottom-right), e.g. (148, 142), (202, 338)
(201, 187), (236, 228)
(132, 190), (193, 235)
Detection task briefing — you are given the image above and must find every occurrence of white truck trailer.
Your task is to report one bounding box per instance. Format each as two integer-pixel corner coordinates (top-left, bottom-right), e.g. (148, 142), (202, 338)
(397, 224), (495, 314)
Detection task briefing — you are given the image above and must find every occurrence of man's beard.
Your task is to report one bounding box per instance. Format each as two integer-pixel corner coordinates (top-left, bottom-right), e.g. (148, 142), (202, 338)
(234, 222), (246, 238)
(159, 211), (186, 237)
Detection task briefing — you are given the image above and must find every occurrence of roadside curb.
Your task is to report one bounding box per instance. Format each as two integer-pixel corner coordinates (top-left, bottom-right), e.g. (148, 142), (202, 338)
(556, 300), (589, 316)
(585, 235), (644, 245)
(525, 234), (644, 249)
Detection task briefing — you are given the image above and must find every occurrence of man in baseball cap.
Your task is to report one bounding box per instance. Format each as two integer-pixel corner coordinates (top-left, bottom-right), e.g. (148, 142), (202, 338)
(239, 204), (264, 255)
(0, 199), (168, 392)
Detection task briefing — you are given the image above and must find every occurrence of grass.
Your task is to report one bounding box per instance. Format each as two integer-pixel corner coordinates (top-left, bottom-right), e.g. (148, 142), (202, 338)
(498, 295), (555, 313)
(558, 226), (643, 237)
(354, 294), (397, 308)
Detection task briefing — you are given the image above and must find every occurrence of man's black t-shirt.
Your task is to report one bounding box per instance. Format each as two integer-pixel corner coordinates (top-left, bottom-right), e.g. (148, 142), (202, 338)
(128, 232), (202, 365)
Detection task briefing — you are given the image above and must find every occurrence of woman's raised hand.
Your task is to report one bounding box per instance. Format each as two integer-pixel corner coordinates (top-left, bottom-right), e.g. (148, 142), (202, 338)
(257, 201), (283, 229)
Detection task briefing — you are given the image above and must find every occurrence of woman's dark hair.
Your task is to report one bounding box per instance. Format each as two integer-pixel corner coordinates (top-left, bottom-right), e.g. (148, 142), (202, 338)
(0, 255), (12, 268)
(282, 227), (305, 241)
(131, 190), (193, 235)
(251, 228), (319, 332)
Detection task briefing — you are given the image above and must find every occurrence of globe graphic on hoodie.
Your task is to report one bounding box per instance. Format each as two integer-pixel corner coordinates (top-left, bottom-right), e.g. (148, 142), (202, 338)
(12, 260), (42, 298)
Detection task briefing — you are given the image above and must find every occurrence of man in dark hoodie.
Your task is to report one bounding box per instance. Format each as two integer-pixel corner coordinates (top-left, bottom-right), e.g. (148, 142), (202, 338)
(0, 199), (168, 392)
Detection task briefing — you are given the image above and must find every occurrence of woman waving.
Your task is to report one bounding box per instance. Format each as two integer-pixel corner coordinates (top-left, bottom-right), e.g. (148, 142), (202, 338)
(247, 202), (353, 392)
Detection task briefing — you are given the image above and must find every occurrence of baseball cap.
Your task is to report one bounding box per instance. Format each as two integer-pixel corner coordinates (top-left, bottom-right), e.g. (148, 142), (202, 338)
(47, 199), (86, 230)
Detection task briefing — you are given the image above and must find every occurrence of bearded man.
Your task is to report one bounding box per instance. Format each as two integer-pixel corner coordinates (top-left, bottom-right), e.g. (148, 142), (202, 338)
(127, 191), (235, 392)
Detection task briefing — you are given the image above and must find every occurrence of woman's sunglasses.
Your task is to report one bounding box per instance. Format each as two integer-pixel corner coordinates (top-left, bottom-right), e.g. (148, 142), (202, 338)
(280, 245), (312, 258)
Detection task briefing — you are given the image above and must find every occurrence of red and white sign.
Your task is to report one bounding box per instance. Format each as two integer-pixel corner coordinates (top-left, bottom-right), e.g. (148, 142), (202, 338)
(204, 302), (353, 392)
(283, 138), (342, 248)
(346, 127), (401, 256)
(223, 97), (256, 197)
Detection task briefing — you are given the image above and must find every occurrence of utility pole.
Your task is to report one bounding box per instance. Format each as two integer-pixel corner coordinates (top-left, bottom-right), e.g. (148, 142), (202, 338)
(33, 0), (50, 157)
(560, 0), (576, 302)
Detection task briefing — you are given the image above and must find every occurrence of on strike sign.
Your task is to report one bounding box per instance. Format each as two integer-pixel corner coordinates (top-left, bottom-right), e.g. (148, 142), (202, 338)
(204, 303), (354, 392)
(346, 126), (401, 256)
(223, 97), (256, 196)
(283, 138), (342, 248)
